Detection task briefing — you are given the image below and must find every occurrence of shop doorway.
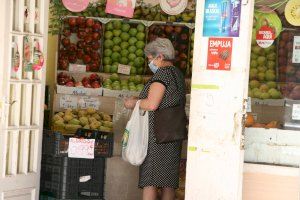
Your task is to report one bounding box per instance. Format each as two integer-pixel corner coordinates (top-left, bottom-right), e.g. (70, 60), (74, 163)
(0, 1), (49, 200)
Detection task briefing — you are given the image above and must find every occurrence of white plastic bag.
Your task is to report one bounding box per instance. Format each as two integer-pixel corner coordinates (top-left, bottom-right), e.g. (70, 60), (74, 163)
(122, 100), (149, 166)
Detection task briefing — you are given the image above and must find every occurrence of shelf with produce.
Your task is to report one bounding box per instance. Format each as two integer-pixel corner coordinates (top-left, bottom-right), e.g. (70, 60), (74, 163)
(57, 16), (194, 76)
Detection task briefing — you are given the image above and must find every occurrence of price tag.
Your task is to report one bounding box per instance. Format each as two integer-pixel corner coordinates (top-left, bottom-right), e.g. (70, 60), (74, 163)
(69, 64), (86, 73)
(246, 97), (251, 112)
(292, 36), (300, 64)
(78, 97), (100, 109)
(292, 104), (300, 120)
(68, 138), (95, 159)
(60, 95), (77, 109)
(118, 64), (131, 75)
(256, 26), (275, 48)
(72, 87), (87, 95)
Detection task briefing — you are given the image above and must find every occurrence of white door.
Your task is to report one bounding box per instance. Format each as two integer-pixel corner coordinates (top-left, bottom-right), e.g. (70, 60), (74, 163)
(0, 0), (49, 199)
(185, 0), (254, 199)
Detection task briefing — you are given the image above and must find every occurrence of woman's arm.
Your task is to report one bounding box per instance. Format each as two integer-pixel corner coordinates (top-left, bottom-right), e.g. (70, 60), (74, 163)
(124, 82), (166, 111)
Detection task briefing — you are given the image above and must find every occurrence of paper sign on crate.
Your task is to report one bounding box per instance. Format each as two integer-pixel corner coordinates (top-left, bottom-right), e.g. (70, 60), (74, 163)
(118, 64), (131, 75)
(78, 96), (101, 109)
(68, 138), (95, 159)
(69, 63), (86, 73)
(60, 95), (78, 109)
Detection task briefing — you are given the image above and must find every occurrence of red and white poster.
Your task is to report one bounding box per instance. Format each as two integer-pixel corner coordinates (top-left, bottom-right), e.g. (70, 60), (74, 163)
(207, 38), (233, 71)
(106, 0), (136, 18)
(256, 26), (275, 48)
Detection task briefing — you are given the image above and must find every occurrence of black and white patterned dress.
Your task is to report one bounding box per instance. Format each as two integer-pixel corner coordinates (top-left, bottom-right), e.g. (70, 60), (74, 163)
(138, 66), (186, 189)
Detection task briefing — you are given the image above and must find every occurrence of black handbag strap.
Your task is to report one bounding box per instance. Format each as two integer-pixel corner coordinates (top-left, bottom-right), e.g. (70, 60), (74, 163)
(170, 68), (185, 107)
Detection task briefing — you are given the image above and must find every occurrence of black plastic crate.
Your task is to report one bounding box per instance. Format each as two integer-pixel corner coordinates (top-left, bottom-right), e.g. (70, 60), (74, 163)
(40, 156), (105, 199)
(42, 129), (113, 158)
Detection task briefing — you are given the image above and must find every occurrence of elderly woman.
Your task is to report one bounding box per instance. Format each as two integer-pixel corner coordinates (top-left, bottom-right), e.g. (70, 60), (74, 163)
(124, 38), (186, 200)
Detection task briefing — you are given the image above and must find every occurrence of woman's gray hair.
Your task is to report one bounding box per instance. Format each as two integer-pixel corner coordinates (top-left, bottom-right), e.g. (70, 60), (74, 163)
(144, 38), (175, 60)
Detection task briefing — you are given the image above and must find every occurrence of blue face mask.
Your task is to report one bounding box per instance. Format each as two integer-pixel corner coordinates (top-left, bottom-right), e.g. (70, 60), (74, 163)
(149, 57), (159, 73)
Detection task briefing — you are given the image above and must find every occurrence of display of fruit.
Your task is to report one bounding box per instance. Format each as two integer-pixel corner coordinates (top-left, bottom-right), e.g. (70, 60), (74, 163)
(52, 108), (113, 133)
(148, 25), (190, 75)
(280, 83), (300, 100)
(245, 113), (280, 129)
(248, 80), (282, 99)
(58, 17), (102, 72)
(103, 73), (144, 92)
(57, 72), (102, 89)
(103, 20), (146, 75)
(277, 30), (300, 83)
(248, 23), (282, 100)
(133, 5), (168, 22)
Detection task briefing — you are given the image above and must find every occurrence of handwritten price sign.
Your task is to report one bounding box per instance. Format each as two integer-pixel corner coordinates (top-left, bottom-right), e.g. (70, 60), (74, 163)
(68, 138), (95, 159)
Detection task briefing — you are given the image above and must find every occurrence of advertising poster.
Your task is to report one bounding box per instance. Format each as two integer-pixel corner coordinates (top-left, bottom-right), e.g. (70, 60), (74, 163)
(203, 0), (241, 37)
(207, 38), (233, 70)
(106, 0), (136, 18)
(292, 36), (300, 63)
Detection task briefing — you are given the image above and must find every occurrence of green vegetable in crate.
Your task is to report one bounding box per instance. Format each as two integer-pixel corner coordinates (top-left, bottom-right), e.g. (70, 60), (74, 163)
(103, 21), (146, 74)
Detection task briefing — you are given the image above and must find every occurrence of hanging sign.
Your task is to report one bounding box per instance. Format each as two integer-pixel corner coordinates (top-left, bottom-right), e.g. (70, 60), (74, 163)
(12, 42), (20, 72)
(32, 41), (44, 71)
(292, 36), (300, 64)
(207, 37), (232, 71)
(256, 26), (275, 48)
(68, 138), (95, 159)
(203, 0), (241, 37)
(62, 0), (90, 12)
(23, 36), (33, 72)
(105, 0), (137, 18)
(159, 0), (188, 15)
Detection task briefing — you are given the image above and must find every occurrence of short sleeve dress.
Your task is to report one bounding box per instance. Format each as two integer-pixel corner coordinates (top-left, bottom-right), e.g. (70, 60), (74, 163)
(138, 66), (186, 189)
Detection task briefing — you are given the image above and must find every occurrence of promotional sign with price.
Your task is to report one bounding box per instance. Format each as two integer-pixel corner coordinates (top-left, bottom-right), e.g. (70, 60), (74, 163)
(256, 26), (275, 48)
(68, 138), (95, 159)
(78, 97), (101, 109)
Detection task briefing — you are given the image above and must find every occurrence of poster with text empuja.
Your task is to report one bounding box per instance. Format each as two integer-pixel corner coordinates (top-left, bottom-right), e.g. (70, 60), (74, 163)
(207, 38), (233, 70)
(203, 0), (241, 37)
(106, 0), (136, 18)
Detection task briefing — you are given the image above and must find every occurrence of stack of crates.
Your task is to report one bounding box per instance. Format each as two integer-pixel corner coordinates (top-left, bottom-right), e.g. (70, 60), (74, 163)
(40, 129), (114, 200)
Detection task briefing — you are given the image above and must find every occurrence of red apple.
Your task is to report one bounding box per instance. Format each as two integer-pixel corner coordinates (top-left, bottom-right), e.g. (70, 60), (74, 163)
(68, 54), (77, 63)
(84, 83), (92, 88)
(180, 33), (188, 41)
(93, 22), (102, 31)
(66, 81), (75, 87)
(61, 38), (70, 47)
(86, 18), (94, 27)
(76, 16), (85, 26)
(63, 29), (71, 37)
(84, 35), (93, 44)
(86, 65), (91, 72)
(174, 26), (183, 34)
(68, 43), (77, 52)
(58, 58), (69, 70)
(84, 27), (92, 33)
(75, 82), (83, 87)
(90, 51), (100, 60)
(68, 18), (77, 27)
(92, 32), (100, 41)
(83, 55), (92, 64)
(77, 30), (86, 39)
(77, 40), (86, 49)
(91, 41), (100, 50)
(84, 46), (92, 54)
(76, 49), (84, 59)
(92, 81), (101, 88)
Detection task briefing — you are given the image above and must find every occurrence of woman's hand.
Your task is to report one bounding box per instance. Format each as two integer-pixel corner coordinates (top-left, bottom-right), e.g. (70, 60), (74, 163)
(124, 97), (138, 109)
